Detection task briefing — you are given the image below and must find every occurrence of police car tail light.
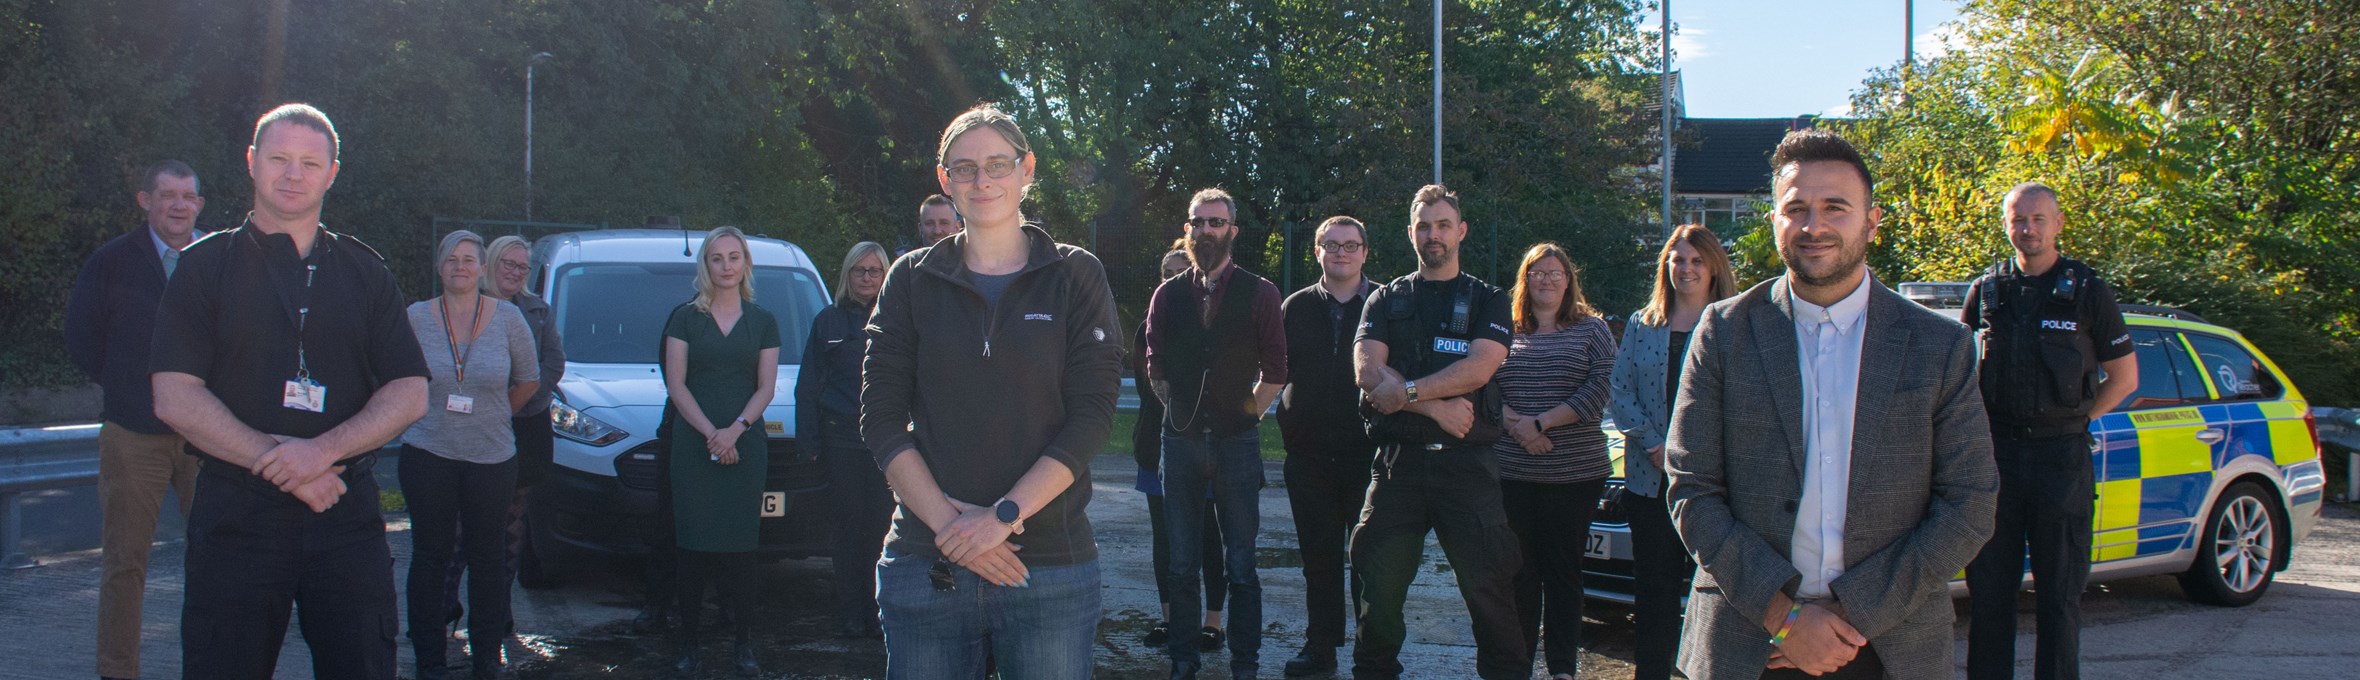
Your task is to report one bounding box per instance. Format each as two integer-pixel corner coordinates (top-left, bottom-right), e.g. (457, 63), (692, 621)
(2303, 410), (2321, 458)
(551, 397), (628, 446)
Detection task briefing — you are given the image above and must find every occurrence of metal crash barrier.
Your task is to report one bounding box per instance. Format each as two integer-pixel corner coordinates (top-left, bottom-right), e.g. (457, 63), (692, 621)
(0, 424), (104, 569)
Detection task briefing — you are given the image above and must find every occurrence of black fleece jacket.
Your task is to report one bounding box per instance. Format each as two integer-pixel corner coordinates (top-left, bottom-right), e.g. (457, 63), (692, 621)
(860, 224), (1125, 566)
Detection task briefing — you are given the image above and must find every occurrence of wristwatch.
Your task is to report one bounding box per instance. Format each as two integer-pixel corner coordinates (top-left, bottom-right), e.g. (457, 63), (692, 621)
(734, 416), (753, 429)
(1403, 380), (1420, 403)
(994, 498), (1026, 535)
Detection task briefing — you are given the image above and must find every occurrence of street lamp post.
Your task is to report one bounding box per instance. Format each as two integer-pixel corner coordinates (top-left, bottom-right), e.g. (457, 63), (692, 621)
(1661, 1), (1675, 240)
(526, 51), (553, 222)
(1433, 0), (1443, 185)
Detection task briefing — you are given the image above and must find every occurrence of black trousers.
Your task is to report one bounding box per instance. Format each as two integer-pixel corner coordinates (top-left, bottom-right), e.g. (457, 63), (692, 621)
(444, 414), (551, 625)
(1350, 443), (1528, 680)
(1626, 479), (1696, 680)
(1501, 477), (1604, 676)
(1282, 445), (1373, 648)
(401, 446), (520, 671)
(641, 437), (679, 614)
(182, 457), (397, 680)
(1759, 643), (1885, 680)
(1967, 432), (2095, 680)
(675, 549), (758, 639)
(826, 444), (896, 625)
(1145, 493), (1228, 614)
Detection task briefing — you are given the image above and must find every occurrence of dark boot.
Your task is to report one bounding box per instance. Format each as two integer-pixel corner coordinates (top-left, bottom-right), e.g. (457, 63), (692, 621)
(634, 604), (672, 635)
(1283, 643), (1336, 676)
(731, 633), (761, 677)
(671, 632), (703, 678)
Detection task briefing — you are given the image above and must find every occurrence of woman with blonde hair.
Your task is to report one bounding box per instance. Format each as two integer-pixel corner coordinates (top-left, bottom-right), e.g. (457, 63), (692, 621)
(796, 240), (892, 639)
(1491, 242), (1618, 679)
(1607, 223), (1738, 680)
(660, 225), (781, 676)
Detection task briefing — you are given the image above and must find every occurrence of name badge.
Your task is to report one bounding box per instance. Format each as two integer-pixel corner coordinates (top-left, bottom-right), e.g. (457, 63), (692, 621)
(283, 378), (326, 412)
(445, 394), (476, 414)
(1433, 337), (1470, 355)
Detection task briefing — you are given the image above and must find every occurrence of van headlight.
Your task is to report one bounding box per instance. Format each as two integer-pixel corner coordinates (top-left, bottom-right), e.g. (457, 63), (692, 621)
(551, 397), (628, 446)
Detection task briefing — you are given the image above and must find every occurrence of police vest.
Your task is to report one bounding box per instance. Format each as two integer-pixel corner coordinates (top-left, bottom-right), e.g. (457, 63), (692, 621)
(1976, 258), (2104, 425)
(1363, 274), (1505, 446)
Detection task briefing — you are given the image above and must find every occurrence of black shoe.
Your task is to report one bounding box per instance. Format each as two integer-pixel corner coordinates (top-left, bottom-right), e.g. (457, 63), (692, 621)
(1197, 626), (1225, 653)
(634, 605), (672, 635)
(1283, 645), (1336, 676)
(732, 639), (761, 677)
(1167, 659), (1203, 680)
(414, 661), (452, 680)
(1142, 622), (1172, 646)
(470, 664), (517, 680)
(671, 638), (702, 678)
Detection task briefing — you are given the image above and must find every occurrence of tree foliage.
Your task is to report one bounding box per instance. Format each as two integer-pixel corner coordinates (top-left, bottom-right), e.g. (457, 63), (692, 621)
(1, 0), (1665, 389)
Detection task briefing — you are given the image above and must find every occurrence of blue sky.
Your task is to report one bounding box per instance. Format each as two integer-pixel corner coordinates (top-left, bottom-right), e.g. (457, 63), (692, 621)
(1639, 0), (1966, 118)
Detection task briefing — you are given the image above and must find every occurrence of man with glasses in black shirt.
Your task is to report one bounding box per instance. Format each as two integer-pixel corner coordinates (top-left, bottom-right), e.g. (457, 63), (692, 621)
(152, 103), (430, 679)
(1275, 215), (1379, 676)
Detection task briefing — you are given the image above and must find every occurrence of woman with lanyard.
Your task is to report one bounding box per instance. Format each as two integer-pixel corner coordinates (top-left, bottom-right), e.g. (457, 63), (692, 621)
(1492, 242), (1617, 680)
(1607, 224), (1739, 680)
(401, 229), (539, 680)
(660, 225), (781, 677)
(796, 240), (892, 639)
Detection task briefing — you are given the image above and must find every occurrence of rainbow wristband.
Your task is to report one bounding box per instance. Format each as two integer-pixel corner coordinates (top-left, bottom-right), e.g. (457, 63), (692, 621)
(1767, 602), (1803, 647)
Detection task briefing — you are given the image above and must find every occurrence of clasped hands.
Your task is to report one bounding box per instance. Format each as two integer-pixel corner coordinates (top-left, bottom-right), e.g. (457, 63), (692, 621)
(934, 498), (1029, 588)
(1503, 410), (1553, 454)
(1765, 597), (1869, 676)
(251, 436), (348, 513)
(703, 420), (746, 464)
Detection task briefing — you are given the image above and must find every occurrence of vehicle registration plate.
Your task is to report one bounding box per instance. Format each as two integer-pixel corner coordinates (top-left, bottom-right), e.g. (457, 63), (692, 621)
(760, 491), (785, 518)
(1585, 530), (1613, 559)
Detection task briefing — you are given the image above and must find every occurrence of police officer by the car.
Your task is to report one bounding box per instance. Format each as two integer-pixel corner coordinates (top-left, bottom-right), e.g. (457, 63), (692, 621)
(1349, 184), (1528, 680)
(1962, 182), (2138, 680)
(152, 104), (430, 679)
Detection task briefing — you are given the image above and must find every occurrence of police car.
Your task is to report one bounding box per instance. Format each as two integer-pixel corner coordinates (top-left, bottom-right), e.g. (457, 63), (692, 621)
(1581, 296), (2328, 608)
(517, 229), (837, 583)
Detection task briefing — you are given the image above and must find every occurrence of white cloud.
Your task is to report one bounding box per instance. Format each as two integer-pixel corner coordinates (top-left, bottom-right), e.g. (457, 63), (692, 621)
(1914, 22), (1969, 61)
(1672, 27), (1713, 61)
(1822, 102), (1855, 118)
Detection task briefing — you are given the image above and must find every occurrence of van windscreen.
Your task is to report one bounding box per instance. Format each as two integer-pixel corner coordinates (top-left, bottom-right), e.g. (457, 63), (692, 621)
(550, 262), (826, 364)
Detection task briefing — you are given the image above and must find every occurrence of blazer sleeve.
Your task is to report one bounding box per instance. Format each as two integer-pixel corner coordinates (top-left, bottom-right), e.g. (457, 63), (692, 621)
(1827, 325), (1999, 638)
(794, 307), (832, 448)
(1666, 309), (1803, 627)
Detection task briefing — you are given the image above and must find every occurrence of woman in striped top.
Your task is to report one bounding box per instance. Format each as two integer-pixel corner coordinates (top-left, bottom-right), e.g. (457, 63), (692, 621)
(1491, 242), (1617, 680)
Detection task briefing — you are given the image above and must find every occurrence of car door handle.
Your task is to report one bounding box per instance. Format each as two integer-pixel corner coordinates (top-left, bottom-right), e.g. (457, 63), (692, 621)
(2194, 428), (2227, 445)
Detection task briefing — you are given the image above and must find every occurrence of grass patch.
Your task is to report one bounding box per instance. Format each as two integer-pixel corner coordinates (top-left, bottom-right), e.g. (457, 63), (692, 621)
(380, 489), (407, 513)
(1106, 410), (1289, 462)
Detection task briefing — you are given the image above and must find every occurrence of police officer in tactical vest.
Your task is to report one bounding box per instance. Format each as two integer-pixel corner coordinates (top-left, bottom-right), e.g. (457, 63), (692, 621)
(1961, 182), (2139, 680)
(1350, 184), (1528, 680)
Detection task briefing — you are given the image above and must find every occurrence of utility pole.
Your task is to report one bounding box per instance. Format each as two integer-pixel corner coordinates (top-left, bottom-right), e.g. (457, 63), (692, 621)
(1433, 0), (1444, 185)
(526, 52), (554, 222)
(1660, 1), (1675, 240)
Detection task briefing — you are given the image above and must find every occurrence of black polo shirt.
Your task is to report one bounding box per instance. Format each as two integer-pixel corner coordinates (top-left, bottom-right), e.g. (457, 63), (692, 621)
(150, 224), (429, 463)
(1276, 278), (1377, 456)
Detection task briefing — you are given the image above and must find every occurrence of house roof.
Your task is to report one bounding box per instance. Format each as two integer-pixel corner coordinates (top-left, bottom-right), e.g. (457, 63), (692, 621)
(1674, 117), (1815, 195)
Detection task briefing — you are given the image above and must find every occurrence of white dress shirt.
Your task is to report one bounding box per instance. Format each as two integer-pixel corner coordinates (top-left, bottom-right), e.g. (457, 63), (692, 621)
(1789, 270), (1872, 600)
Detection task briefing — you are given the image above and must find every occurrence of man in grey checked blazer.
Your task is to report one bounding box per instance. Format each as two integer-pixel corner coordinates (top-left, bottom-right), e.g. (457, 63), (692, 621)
(1666, 130), (1998, 680)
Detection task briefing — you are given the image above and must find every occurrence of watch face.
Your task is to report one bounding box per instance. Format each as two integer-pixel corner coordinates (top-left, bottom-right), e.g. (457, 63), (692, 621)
(996, 500), (1020, 523)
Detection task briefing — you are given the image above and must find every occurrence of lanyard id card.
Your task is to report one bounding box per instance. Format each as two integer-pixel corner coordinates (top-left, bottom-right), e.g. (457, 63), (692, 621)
(284, 376), (326, 412)
(445, 394), (475, 414)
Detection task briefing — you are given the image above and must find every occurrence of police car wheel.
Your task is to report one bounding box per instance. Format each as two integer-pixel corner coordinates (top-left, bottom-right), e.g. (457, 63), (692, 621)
(2177, 482), (2280, 607)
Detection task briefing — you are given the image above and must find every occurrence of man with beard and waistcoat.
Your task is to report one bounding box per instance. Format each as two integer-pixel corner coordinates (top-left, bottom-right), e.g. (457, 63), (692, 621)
(1144, 188), (1288, 680)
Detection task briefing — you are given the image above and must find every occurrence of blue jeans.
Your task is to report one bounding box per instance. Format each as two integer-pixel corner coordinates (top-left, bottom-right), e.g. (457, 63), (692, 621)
(1160, 426), (1265, 675)
(877, 550), (1100, 679)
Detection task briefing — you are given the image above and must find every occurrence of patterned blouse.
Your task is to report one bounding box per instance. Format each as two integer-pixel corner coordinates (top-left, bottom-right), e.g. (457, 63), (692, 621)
(1490, 315), (1617, 483)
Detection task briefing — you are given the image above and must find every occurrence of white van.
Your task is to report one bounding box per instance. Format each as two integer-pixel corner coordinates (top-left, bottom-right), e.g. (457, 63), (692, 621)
(519, 229), (834, 578)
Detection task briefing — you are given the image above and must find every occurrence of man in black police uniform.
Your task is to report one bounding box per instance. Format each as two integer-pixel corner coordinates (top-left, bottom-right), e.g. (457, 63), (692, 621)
(1961, 182), (2137, 680)
(1350, 184), (1527, 680)
(152, 103), (430, 679)
(1275, 215), (1377, 676)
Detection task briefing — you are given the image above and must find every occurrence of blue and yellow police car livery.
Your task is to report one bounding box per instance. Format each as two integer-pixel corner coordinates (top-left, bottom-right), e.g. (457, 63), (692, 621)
(1576, 306), (2327, 608)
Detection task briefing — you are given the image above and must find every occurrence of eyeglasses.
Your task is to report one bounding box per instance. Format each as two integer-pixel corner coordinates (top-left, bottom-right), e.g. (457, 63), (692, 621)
(849, 265), (885, 279)
(943, 157), (1024, 184)
(1526, 270), (1568, 282)
(1318, 241), (1365, 254)
(496, 260), (530, 273)
(1187, 217), (1233, 229)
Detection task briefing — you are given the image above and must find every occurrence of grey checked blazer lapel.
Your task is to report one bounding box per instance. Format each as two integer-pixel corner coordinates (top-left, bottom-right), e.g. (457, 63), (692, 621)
(1747, 278), (1807, 478)
(1843, 285), (1913, 554)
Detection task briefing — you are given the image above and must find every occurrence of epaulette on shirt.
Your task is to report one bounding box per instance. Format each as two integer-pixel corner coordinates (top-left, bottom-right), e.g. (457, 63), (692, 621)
(334, 230), (390, 264)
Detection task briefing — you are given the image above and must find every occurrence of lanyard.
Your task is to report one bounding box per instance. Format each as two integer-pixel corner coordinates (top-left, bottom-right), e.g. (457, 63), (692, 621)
(441, 296), (482, 382)
(243, 223), (322, 383)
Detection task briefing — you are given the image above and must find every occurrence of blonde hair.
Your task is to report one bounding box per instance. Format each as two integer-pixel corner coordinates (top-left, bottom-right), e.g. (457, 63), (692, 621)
(691, 226), (756, 313)
(1634, 224), (1739, 326)
(1511, 242), (1597, 333)
(481, 235), (531, 295)
(835, 241), (889, 304)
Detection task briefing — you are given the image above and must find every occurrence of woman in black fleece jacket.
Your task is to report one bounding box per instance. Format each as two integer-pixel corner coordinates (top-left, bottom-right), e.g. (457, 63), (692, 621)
(859, 104), (1124, 679)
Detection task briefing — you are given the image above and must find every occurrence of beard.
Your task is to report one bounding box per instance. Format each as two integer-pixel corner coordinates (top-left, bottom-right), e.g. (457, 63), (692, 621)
(1188, 230), (1234, 272)
(1417, 240), (1454, 269)
(1779, 233), (1869, 289)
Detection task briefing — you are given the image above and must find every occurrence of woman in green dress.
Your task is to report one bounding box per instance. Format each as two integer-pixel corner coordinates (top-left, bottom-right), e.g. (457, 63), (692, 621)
(660, 225), (780, 677)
